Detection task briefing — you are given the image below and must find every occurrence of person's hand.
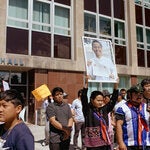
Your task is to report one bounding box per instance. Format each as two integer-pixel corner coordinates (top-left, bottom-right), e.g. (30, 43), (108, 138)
(118, 142), (127, 150)
(87, 60), (92, 66)
(61, 126), (72, 141)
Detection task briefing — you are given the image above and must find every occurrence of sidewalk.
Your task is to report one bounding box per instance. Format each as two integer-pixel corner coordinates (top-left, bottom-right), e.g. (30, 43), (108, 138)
(28, 123), (82, 150)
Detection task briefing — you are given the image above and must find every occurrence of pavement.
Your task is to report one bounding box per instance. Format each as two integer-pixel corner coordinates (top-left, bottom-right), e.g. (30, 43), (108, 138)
(27, 123), (82, 150)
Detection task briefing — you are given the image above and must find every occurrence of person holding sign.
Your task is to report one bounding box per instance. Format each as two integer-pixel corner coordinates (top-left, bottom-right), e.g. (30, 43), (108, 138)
(87, 40), (116, 82)
(46, 87), (73, 150)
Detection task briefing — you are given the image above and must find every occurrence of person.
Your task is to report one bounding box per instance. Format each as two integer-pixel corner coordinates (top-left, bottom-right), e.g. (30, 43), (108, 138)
(41, 96), (52, 146)
(0, 89), (34, 150)
(141, 78), (150, 112)
(46, 87), (73, 150)
(81, 76), (119, 150)
(115, 86), (150, 150)
(71, 89), (85, 150)
(114, 89), (127, 113)
(87, 40), (117, 81)
(119, 88), (127, 100)
(102, 90), (116, 150)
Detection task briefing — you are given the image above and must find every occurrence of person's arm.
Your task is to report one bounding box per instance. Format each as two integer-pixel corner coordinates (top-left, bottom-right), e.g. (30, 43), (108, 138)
(116, 119), (127, 150)
(81, 75), (89, 116)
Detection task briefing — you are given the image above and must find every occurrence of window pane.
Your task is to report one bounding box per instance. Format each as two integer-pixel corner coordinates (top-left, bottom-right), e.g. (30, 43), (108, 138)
(114, 21), (125, 38)
(0, 71), (9, 82)
(135, 0), (142, 5)
(146, 29), (150, 44)
(8, 0), (28, 19)
(84, 13), (96, 33)
(54, 35), (71, 59)
(84, 0), (96, 12)
(33, 0), (50, 24)
(137, 49), (145, 67)
(114, 0), (125, 20)
(147, 50), (150, 67)
(115, 45), (127, 65)
(145, 8), (150, 27)
(32, 31), (51, 57)
(135, 5), (143, 25)
(99, 0), (111, 16)
(54, 0), (70, 6)
(8, 0), (28, 28)
(11, 72), (27, 84)
(6, 27), (28, 55)
(136, 26), (143, 42)
(55, 6), (70, 28)
(99, 17), (111, 36)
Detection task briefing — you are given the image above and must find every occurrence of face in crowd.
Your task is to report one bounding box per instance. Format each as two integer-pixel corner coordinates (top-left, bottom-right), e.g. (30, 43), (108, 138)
(90, 91), (104, 108)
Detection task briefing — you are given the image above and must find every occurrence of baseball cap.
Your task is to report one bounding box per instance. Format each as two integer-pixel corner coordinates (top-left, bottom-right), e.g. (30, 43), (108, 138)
(127, 85), (142, 93)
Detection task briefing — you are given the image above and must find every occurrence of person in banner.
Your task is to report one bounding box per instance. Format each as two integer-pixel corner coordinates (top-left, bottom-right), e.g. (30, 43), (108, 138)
(81, 76), (119, 150)
(87, 40), (116, 82)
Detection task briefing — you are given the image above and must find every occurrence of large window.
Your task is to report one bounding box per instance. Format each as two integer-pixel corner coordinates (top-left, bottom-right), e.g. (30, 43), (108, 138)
(7, 0), (72, 59)
(135, 0), (150, 67)
(84, 0), (127, 65)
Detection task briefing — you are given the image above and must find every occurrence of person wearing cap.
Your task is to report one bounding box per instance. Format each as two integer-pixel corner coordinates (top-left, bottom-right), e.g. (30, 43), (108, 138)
(115, 85), (150, 150)
(141, 78), (150, 112)
(46, 87), (73, 150)
(0, 89), (34, 150)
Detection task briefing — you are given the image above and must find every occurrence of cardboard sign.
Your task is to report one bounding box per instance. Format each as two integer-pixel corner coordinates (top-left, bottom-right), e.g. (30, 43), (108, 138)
(32, 84), (51, 101)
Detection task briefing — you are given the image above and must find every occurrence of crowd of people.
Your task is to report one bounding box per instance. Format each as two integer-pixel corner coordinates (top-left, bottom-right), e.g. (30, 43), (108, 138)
(0, 77), (149, 150)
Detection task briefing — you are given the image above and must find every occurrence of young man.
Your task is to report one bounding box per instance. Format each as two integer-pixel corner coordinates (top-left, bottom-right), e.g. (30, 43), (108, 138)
(0, 89), (34, 150)
(46, 87), (73, 150)
(115, 86), (150, 150)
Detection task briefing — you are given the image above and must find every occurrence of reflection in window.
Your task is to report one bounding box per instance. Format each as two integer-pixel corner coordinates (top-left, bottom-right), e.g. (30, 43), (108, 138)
(146, 29), (150, 44)
(135, 0), (142, 5)
(115, 45), (126, 65)
(0, 72), (9, 82)
(147, 50), (150, 67)
(113, 0), (125, 20)
(136, 26), (143, 42)
(135, 5), (143, 25)
(54, 35), (71, 59)
(114, 21), (125, 38)
(31, 31), (51, 57)
(84, 0), (96, 12)
(137, 49), (145, 67)
(11, 72), (27, 84)
(99, 17), (111, 36)
(84, 13), (96, 33)
(6, 27), (28, 55)
(99, 0), (111, 16)
(8, 0), (28, 28)
(145, 8), (150, 27)
(33, 0), (51, 32)
(54, 6), (70, 35)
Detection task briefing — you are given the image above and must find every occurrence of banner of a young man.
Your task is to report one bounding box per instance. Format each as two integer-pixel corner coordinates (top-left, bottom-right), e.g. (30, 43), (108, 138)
(82, 36), (118, 83)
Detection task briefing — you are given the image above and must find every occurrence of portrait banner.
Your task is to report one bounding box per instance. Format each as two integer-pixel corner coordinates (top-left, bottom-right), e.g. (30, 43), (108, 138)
(32, 84), (51, 101)
(82, 36), (118, 83)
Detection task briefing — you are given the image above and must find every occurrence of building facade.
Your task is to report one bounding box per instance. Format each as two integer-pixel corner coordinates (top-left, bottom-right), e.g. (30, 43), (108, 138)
(0, 0), (150, 123)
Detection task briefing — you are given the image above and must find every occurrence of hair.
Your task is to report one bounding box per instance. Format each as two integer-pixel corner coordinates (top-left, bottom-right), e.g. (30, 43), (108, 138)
(92, 40), (102, 48)
(0, 89), (25, 109)
(78, 89), (83, 97)
(120, 88), (126, 93)
(141, 78), (150, 88)
(51, 87), (64, 97)
(90, 91), (104, 101)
